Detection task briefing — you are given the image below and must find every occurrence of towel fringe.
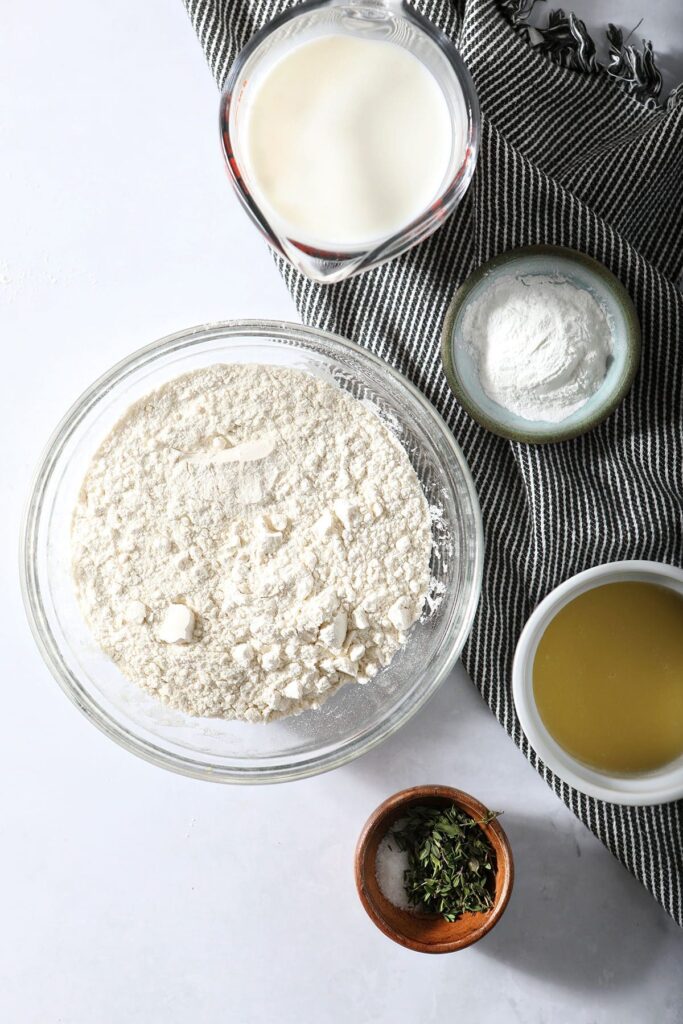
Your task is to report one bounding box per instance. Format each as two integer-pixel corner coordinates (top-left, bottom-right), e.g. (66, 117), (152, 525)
(500, 0), (682, 109)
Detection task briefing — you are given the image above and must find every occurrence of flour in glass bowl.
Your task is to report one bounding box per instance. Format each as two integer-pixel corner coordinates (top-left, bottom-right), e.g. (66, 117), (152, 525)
(71, 365), (433, 721)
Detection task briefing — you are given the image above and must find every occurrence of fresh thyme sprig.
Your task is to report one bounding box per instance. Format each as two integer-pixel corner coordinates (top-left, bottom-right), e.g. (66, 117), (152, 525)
(390, 804), (499, 922)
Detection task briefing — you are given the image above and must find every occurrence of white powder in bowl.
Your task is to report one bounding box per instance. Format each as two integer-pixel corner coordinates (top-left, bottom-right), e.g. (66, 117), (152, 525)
(71, 364), (432, 722)
(375, 831), (413, 911)
(461, 273), (613, 423)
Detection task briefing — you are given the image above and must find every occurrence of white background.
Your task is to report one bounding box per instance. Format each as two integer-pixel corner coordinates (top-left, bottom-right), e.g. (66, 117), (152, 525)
(2, 2), (682, 1022)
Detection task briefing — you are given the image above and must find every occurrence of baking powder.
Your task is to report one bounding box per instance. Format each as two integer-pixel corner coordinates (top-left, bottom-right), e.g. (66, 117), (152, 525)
(461, 274), (612, 423)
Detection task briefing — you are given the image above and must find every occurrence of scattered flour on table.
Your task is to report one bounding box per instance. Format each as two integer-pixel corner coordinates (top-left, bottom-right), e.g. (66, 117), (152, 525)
(461, 274), (613, 423)
(72, 364), (433, 721)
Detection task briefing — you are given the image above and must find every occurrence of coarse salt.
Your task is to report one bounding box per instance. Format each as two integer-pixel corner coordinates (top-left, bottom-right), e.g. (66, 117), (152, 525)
(375, 830), (414, 912)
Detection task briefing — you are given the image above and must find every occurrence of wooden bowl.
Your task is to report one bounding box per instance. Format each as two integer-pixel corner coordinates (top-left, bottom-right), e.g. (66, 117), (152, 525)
(355, 785), (514, 953)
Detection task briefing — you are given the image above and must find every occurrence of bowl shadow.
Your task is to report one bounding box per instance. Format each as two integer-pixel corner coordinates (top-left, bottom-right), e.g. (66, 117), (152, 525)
(474, 813), (679, 991)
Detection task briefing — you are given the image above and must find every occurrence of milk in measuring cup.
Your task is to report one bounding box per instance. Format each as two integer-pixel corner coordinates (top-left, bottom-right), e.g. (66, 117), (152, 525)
(239, 33), (461, 249)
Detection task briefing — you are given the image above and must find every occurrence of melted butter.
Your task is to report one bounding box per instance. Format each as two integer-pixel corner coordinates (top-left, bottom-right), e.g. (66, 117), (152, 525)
(533, 581), (683, 774)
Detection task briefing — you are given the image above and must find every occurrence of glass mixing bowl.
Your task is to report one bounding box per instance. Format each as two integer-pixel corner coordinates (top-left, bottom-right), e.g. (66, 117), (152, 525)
(220, 0), (480, 283)
(21, 322), (483, 783)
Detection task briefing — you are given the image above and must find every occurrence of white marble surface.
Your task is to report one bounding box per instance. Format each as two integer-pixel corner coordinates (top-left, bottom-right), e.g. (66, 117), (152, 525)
(2, 2), (682, 1022)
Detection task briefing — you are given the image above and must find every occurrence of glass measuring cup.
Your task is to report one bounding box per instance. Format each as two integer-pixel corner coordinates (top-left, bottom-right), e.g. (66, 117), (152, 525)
(219, 0), (480, 284)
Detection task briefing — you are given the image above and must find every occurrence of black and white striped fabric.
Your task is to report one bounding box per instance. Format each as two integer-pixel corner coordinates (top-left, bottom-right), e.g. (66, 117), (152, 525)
(183, 0), (683, 926)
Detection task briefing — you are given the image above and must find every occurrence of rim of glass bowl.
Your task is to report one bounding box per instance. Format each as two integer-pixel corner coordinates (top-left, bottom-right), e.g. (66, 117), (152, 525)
(219, 0), (480, 283)
(20, 321), (484, 784)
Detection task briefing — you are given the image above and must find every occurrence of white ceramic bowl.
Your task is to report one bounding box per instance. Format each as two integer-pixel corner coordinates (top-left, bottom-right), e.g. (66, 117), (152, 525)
(512, 560), (683, 805)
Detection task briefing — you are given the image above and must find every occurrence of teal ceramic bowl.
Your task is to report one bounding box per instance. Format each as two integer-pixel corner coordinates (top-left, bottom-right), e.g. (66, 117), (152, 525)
(441, 245), (641, 444)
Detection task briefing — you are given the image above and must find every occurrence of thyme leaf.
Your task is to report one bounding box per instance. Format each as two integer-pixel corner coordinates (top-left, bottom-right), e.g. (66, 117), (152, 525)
(390, 804), (500, 922)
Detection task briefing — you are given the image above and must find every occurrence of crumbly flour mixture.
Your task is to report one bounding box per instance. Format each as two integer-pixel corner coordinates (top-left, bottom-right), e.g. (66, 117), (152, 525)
(461, 274), (612, 422)
(72, 365), (432, 721)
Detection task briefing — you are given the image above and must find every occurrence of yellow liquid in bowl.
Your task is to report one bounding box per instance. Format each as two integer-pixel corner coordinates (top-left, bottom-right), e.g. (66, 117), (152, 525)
(533, 581), (683, 774)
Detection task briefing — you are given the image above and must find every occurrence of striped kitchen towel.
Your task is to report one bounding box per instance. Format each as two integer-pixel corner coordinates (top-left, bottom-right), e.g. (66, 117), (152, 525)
(183, 0), (683, 925)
